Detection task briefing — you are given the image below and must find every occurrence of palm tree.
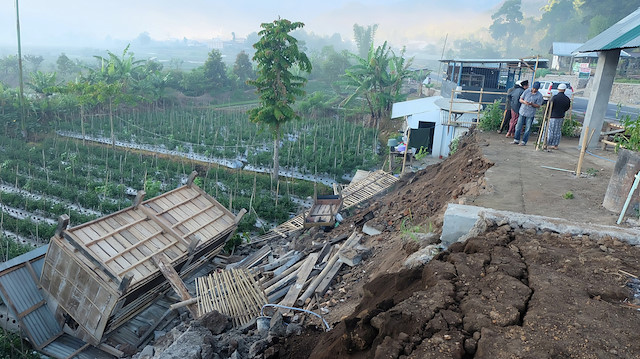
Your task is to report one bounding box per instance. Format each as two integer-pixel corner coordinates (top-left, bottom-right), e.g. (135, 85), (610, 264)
(341, 42), (413, 128)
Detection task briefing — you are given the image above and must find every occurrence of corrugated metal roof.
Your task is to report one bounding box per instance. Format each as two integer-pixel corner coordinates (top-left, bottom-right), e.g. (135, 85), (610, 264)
(551, 42), (583, 56)
(391, 96), (439, 118)
(0, 246), (115, 358)
(575, 7), (640, 52)
(440, 58), (549, 68)
(0, 245), (47, 273)
(42, 333), (114, 359)
(552, 42), (632, 57)
(0, 246), (61, 348)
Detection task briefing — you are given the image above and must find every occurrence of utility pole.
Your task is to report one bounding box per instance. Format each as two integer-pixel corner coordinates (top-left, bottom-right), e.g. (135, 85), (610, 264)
(15, 0), (26, 136)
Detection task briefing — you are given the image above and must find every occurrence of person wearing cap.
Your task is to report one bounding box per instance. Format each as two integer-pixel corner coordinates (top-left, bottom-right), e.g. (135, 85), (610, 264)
(513, 80), (543, 146)
(546, 83), (572, 149)
(505, 80), (528, 137)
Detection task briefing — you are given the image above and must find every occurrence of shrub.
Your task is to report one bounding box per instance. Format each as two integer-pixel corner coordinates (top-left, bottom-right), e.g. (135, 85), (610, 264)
(478, 100), (504, 131)
(614, 114), (640, 152)
(562, 116), (581, 137)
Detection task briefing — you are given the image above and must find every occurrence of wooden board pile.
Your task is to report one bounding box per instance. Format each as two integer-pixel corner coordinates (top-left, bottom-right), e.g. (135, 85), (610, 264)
(231, 231), (366, 316)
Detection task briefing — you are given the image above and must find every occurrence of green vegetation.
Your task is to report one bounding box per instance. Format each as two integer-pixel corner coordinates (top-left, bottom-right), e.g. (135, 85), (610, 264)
(341, 41), (413, 128)
(561, 116), (581, 137)
(0, 19), (420, 258)
(0, 329), (39, 359)
(0, 235), (37, 261)
(414, 147), (429, 161)
(450, 137), (460, 155)
(249, 18), (312, 181)
(563, 191), (574, 199)
(614, 115), (640, 152)
(586, 168), (599, 176)
(478, 100), (504, 131)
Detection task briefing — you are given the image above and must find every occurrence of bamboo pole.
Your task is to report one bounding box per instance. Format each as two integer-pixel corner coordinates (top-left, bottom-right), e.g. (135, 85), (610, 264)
(536, 100), (553, 151)
(401, 129), (411, 175)
(575, 126), (592, 176)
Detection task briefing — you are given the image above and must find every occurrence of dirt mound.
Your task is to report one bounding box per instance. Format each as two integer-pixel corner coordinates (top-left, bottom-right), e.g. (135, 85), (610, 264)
(283, 225), (640, 359)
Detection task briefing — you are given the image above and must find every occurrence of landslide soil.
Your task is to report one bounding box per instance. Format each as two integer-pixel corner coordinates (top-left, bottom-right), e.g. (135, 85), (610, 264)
(272, 131), (640, 359)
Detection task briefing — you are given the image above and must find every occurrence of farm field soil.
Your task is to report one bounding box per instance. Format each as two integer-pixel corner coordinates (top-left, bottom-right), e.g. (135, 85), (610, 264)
(272, 130), (640, 358)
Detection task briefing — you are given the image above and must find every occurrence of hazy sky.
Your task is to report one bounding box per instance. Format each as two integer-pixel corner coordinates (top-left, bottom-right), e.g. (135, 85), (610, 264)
(1, 0), (545, 49)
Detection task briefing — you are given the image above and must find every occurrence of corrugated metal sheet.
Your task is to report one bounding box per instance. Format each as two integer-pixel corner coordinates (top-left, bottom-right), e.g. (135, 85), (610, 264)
(0, 247), (115, 358)
(42, 333), (114, 359)
(575, 7), (640, 52)
(440, 58), (549, 68)
(552, 42), (632, 57)
(551, 42), (583, 56)
(0, 246), (61, 348)
(391, 97), (439, 119)
(0, 245), (47, 273)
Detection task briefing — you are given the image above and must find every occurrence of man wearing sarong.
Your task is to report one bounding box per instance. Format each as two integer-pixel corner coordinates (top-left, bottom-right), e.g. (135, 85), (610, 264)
(547, 83), (571, 150)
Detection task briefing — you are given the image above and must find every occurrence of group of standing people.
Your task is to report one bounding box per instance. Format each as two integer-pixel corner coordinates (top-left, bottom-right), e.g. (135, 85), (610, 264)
(499, 79), (571, 148)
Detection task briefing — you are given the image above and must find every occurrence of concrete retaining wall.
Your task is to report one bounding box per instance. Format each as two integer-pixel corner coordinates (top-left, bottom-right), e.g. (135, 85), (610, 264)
(442, 203), (640, 247)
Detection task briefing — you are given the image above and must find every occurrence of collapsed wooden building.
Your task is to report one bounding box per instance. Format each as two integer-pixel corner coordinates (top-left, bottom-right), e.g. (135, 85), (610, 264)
(35, 172), (242, 350)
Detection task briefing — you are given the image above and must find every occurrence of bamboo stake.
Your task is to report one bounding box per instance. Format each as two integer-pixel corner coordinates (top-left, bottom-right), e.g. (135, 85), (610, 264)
(536, 100), (553, 151)
(401, 129), (411, 175)
(575, 126), (593, 176)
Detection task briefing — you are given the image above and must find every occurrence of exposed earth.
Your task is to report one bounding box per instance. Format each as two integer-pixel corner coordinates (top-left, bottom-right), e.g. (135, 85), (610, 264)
(140, 129), (640, 359)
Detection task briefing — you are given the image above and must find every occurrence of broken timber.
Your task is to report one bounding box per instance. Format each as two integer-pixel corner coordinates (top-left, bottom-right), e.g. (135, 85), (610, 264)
(251, 170), (398, 244)
(152, 254), (198, 318)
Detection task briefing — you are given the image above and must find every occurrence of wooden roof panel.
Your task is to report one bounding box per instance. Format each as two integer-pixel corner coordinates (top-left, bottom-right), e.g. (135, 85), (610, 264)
(61, 184), (236, 286)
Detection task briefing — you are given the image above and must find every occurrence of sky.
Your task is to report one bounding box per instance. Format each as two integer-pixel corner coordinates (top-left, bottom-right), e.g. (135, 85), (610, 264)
(1, 0), (546, 50)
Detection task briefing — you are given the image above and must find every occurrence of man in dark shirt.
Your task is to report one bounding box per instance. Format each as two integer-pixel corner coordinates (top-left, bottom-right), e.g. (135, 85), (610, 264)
(546, 83), (572, 149)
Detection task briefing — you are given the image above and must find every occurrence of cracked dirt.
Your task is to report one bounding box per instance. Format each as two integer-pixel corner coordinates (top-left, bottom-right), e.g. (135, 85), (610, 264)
(278, 226), (640, 359)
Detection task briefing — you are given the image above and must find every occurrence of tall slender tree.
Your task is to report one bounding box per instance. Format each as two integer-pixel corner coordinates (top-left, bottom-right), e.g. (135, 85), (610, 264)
(353, 24), (378, 59)
(248, 18), (312, 182)
(489, 0), (524, 55)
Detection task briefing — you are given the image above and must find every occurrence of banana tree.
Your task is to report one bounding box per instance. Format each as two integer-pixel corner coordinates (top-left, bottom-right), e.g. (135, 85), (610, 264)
(341, 42), (413, 129)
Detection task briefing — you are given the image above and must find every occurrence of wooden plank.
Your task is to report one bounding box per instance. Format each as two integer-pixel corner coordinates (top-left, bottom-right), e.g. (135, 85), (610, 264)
(279, 253), (319, 308)
(139, 204), (191, 246)
(169, 202), (215, 228)
(116, 241), (182, 276)
(151, 254), (198, 318)
(297, 231), (360, 305)
(155, 192), (200, 215)
(104, 229), (163, 264)
(84, 216), (148, 246)
(315, 259), (344, 297)
(17, 299), (46, 319)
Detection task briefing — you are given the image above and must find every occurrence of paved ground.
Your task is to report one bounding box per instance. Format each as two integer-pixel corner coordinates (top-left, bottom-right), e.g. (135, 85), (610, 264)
(468, 130), (623, 226)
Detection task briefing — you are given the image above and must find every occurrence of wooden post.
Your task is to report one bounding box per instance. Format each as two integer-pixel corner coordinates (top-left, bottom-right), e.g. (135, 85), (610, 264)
(55, 215), (69, 238)
(576, 126), (590, 176)
(151, 254), (199, 318)
(187, 171), (198, 187)
(133, 190), (146, 209)
(401, 129), (412, 175)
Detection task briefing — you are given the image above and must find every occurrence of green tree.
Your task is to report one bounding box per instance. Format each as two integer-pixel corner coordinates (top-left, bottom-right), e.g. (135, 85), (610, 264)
(489, 0), (525, 55)
(233, 51), (254, 88)
(342, 41), (413, 128)
(353, 24), (378, 59)
(27, 71), (57, 98)
(315, 46), (350, 89)
(23, 54), (44, 73)
(56, 53), (77, 76)
(203, 49), (229, 91)
(248, 18), (312, 181)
